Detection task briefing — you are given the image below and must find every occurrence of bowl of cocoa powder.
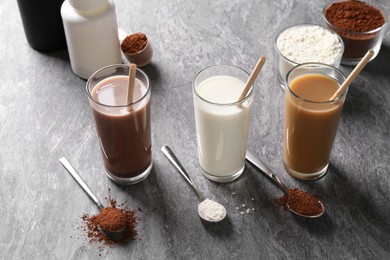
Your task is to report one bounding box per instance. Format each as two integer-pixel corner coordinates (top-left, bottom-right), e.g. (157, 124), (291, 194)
(121, 32), (153, 66)
(323, 0), (387, 65)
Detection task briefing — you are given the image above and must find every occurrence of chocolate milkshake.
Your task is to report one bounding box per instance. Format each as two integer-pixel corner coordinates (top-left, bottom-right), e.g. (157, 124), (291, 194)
(87, 65), (152, 185)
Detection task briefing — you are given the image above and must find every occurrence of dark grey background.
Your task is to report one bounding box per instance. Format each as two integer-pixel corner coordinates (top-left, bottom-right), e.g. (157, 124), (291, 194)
(0, 0), (389, 259)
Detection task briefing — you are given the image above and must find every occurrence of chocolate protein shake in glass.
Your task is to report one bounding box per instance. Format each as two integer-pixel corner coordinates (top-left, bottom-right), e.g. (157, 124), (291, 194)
(86, 64), (152, 185)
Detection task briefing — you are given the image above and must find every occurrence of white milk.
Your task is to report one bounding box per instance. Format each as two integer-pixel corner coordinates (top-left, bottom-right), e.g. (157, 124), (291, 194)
(194, 75), (253, 181)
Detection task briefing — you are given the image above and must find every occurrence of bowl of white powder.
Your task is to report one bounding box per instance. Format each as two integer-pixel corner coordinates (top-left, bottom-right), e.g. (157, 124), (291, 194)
(274, 24), (344, 89)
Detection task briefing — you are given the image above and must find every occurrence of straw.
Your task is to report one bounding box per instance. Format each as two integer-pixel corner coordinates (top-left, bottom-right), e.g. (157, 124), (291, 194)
(238, 56), (267, 101)
(127, 63), (137, 105)
(330, 49), (374, 100)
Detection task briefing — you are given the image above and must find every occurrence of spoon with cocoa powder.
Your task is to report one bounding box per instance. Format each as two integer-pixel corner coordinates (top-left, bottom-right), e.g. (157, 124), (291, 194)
(245, 151), (325, 218)
(59, 157), (127, 240)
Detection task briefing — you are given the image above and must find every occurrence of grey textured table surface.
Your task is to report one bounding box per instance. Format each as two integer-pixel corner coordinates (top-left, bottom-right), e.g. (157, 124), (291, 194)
(1, 0), (390, 259)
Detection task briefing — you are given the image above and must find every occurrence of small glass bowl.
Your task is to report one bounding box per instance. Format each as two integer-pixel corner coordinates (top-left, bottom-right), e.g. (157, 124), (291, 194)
(274, 24), (344, 90)
(323, 0), (388, 66)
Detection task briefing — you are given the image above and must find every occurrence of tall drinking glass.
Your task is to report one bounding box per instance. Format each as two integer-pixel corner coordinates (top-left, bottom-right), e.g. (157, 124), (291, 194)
(86, 64), (152, 185)
(283, 63), (347, 180)
(193, 65), (253, 182)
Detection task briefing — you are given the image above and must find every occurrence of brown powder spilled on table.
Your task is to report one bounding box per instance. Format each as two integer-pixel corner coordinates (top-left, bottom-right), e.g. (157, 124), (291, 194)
(77, 189), (141, 256)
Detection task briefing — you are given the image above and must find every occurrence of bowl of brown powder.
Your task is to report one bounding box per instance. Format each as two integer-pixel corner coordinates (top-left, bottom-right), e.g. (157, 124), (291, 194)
(323, 0), (388, 65)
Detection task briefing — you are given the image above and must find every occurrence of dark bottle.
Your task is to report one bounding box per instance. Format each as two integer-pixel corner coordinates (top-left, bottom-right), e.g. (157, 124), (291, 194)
(16, 0), (67, 52)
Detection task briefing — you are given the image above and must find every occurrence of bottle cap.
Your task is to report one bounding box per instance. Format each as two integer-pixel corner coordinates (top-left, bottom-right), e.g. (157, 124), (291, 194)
(68, 0), (108, 11)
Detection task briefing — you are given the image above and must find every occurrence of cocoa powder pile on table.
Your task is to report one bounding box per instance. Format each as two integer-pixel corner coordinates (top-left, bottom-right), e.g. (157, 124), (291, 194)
(78, 190), (141, 254)
(95, 207), (127, 232)
(82, 207), (139, 245)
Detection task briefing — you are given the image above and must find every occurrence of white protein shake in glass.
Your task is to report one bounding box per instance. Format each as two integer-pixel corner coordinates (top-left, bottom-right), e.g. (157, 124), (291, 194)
(193, 65), (253, 182)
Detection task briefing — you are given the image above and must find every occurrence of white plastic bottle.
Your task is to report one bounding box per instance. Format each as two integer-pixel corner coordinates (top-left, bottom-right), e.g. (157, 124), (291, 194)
(61, 0), (122, 79)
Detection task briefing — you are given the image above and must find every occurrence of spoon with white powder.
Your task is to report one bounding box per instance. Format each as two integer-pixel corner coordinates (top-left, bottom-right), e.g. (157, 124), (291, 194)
(161, 146), (227, 222)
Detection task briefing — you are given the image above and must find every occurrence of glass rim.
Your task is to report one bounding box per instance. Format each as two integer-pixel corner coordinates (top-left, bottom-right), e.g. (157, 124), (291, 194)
(274, 23), (345, 65)
(285, 62), (347, 104)
(192, 64), (253, 107)
(86, 64), (151, 108)
(322, 0), (388, 35)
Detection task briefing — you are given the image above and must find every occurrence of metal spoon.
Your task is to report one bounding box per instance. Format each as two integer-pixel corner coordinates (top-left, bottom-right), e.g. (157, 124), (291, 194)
(161, 146), (226, 222)
(59, 157), (126, 240)
(245, 151), (325, 218)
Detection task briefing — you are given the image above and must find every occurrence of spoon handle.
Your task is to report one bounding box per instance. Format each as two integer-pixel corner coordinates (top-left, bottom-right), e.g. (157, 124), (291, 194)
(161, 146), (203, 200)
(59, 157), (104, 210)
(245, 151), (289, 193)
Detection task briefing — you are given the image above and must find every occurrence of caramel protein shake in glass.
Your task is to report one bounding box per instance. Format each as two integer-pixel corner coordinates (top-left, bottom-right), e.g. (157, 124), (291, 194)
(283, 63), (347, 180)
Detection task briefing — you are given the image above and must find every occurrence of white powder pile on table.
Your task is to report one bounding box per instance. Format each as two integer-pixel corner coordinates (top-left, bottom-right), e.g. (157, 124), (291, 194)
(197, 199), (226, 222)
